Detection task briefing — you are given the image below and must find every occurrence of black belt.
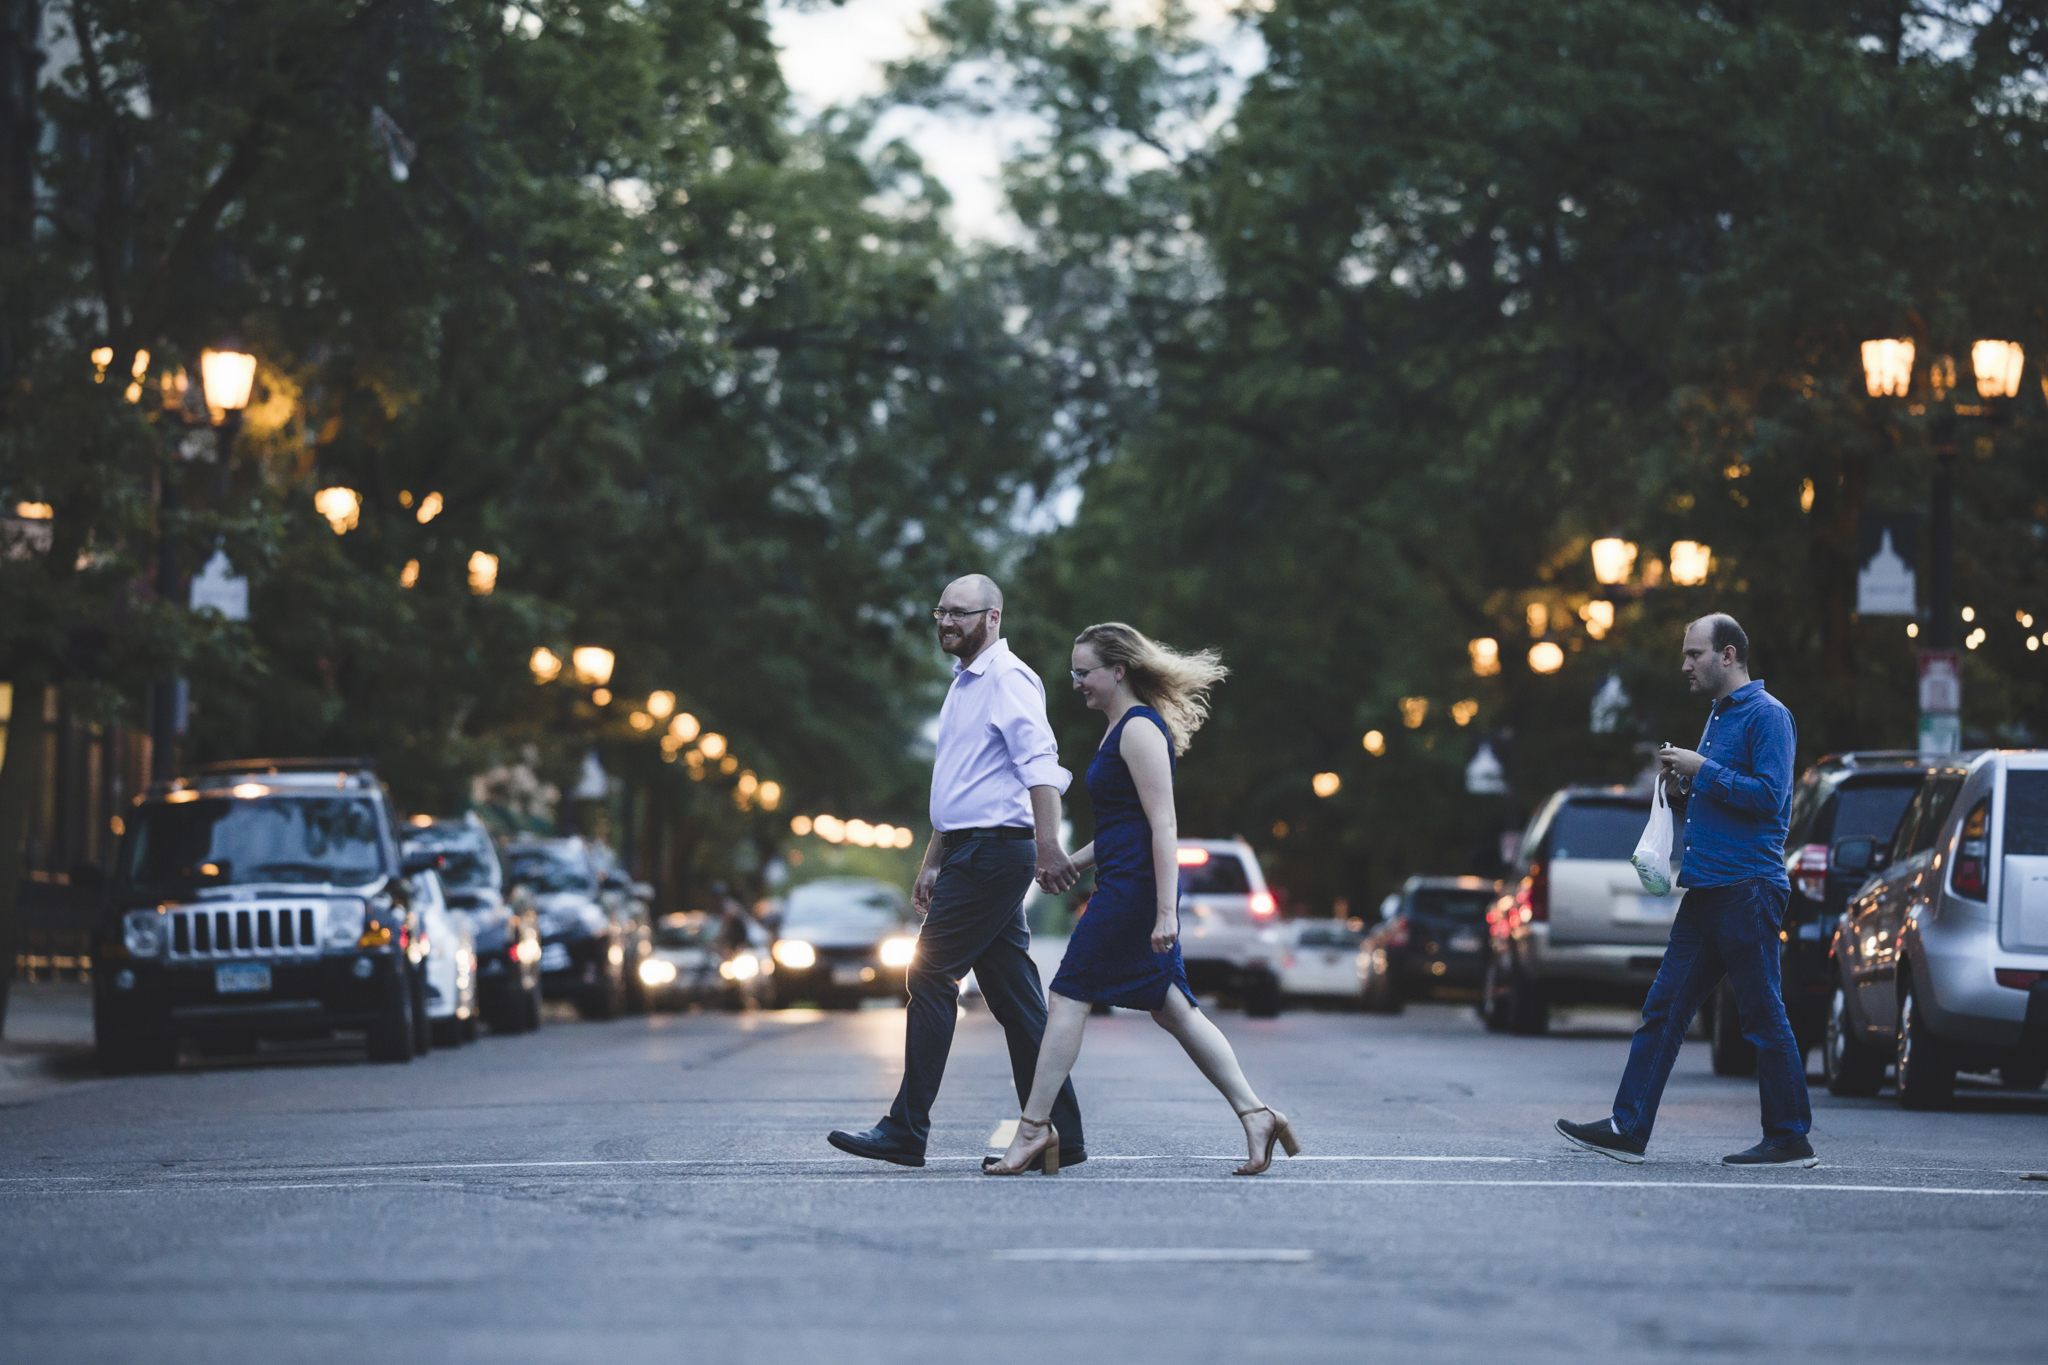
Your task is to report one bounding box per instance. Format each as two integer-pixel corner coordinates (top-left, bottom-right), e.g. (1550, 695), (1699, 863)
(940, 826), (1034, 850)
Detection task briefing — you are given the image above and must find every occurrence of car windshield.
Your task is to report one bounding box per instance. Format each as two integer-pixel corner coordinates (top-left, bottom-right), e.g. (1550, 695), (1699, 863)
(1296, 922), (1363, 947)
(2006, 772), (2048, 856)
(1551, 801), (1675, 862)
(1179, 852), (1251, 895)
(1830, 781), (1921, 844)
(505, 847), (595, 894)
(125, 796), (386, 894)
(1409, 889), (1495, 922)
(654, 914), (718, 949)
(783, 884), (904, 930)
(413, 828), (502, 892)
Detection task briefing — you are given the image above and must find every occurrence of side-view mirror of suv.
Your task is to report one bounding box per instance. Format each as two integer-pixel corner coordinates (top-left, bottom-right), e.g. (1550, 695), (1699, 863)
(1831, 836), (1880, 875)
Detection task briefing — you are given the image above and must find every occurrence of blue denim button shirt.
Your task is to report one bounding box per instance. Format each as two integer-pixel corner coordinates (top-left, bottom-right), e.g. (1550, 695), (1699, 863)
(1677, 680), (1796, 889)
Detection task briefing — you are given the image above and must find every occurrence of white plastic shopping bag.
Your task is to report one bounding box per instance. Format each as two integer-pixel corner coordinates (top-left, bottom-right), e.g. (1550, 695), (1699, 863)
(1631, 778), (1675, 897)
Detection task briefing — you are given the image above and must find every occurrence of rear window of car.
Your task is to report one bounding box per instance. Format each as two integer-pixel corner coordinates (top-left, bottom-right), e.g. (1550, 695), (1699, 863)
(2006, 772), (2048, 856)
(1825, 780), (1920, 846)
(1296, 922), (1363, 947)
(1550, 801), (1657, 862)
(1179, 852), (1251, 895)
(1409, 889), (1495, 922)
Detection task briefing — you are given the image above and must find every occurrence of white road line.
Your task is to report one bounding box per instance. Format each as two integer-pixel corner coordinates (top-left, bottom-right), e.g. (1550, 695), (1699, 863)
(1, 1176), (2040, 1197)
(994, 1248), (1314, 1263)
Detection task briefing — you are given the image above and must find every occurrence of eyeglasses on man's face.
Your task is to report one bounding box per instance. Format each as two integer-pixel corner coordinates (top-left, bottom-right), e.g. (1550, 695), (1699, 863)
(932, 607), (995, 624)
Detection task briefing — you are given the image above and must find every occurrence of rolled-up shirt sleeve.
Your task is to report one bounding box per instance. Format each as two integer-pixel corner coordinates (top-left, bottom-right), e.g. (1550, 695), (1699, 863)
(992, 669), (1071, 794)
(1695, 706), (1795, 816)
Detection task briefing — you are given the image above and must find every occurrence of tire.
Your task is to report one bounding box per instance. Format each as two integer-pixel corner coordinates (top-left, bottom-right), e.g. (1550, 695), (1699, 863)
(431, 1016), (464, 1049)
(1480, 956), (1510, 1034)
(1823, 984), (1885, 1097)
(412, 971), (433, 1056)
(461, 1013), (481, 1044)
(1998, 1058), (2047, 1091)
(1504, 957), (1549, 1036)
(96, 1023), (178, 1075)
(576, 958), (624, 1020)
(366, 964), (417, 1063)
(1709, 982), (1759, 1077)
(1243, 970), (1283, 1019)
(1894, 979), (1956, 1110)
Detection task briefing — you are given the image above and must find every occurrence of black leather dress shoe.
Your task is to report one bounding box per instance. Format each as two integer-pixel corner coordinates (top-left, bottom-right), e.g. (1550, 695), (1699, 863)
(982, 1145), (1086, 1172)
(827, 1126), (926, 1167)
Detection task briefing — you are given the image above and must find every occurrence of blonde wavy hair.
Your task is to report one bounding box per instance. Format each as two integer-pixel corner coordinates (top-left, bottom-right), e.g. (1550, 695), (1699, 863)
(1073, 622), (1228, 754)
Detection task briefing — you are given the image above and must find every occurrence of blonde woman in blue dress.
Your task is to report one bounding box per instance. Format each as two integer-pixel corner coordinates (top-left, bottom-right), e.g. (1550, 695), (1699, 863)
(984, 622), (1300, 1176)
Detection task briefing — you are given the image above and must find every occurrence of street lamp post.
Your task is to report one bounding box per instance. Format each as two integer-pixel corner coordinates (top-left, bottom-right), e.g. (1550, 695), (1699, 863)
(149, 346), (255, 781)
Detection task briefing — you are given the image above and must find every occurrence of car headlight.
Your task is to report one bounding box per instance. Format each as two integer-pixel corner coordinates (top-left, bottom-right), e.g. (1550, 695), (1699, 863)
(772, 939), (816, 970)
(638, 958), (678, 987)
(877, 937), (916, 969)
(326, 898), (368, 948)
(722, 952), (761, 981)
(122, 910), (166, 958)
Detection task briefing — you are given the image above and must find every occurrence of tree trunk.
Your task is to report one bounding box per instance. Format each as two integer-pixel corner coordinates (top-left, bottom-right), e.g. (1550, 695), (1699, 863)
(0, 672), (50, 1036)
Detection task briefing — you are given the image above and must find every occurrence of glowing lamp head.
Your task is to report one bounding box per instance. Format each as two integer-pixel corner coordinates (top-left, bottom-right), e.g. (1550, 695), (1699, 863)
(1667, 541), (1712, 586)
(530, 647), (563, 683)
(1468, 638), (1500, 677)
(668, 713), (700, 743)
(199, 348), (257, 414)
(313, 487), (360, 534)
(1528, 642), (1565, 674)
(646, 691), (675, 719)
(697, 732), (727, 761)
(1312, 771), (1342, 798)
(1589, 538), (1638, 586)
(1861, 338), (1914, 397)
(570, 647), (614, 687)
(467, 551), (498, 595)
(1972, 340), (2024, 399)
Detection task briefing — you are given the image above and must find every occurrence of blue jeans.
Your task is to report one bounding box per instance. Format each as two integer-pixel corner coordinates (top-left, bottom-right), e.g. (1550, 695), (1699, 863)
(1612, 879), (1811, 1147)
(877, 836), (1084, 1152)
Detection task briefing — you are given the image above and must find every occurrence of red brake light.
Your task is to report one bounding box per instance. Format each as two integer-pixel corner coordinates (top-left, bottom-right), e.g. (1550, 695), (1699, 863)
(1792, 843), (1829, 902)
(1385, 916), (1410, 948)
(1516, 862), (1549, 924)
(1249, 891), (1276, 917)
(1177, 847), (1210, 866)
(1995, 969), (2042, 990)
(1953, 799), (1989, 901)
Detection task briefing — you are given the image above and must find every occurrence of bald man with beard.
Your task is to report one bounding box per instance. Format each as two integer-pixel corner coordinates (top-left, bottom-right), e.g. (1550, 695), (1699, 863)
(827, 574), (1088, 1169)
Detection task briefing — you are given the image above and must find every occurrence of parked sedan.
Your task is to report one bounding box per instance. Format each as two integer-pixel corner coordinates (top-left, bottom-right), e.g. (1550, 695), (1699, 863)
(1359, 877), (1500, 1013)
(403, 815), (541, 1034)
(505, 837), (632, 1020)
(1825, 749), (2048, 1107)
(1277, 919), (1366, 1005)
(408, 864), (478, 1048)
(770, 878), (917, 1008)
(639, 912), (773, 1010)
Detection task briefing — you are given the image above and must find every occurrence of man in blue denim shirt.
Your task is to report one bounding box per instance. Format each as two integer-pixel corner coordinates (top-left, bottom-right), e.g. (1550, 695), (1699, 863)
(1557, 614), (1818, 1168)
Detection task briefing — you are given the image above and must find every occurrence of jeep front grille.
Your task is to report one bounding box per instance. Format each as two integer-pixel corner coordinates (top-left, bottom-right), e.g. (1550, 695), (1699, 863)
(167, 904), (327, 960)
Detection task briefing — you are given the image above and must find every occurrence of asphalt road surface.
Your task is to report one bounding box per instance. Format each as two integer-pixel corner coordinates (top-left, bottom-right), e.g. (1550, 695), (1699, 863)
(4, 992), (2046, 1364)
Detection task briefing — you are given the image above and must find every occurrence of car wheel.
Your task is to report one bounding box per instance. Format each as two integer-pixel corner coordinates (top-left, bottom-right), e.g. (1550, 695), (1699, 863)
(461, 1013), (481, 1044)
(1823, 983), (1884, 1097)
(96, 1022), (178, 1075)
(1480, 956), (1510, 1033)
(431, 1016), (464, 1048)
(1894, 979), (1956, 1110)
(1998, 1058), (2047, 1091)
(576, 960), (625, 1020)
(1504, 957), (1549, 1035)
(1709, 982), (1759, 1077)
(366, 965), (417, 1063)
(520, 978), (544, 1032)
(1243, 970), (1283, 1019)
(412, 971), (433, 1055)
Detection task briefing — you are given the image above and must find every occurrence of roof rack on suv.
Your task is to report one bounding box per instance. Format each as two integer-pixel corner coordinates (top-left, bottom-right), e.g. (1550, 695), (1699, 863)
(187, 757), (378, 776)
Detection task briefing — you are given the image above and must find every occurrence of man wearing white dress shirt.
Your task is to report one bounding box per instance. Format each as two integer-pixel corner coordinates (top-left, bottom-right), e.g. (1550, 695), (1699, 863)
(828, 574), (1088, 1168)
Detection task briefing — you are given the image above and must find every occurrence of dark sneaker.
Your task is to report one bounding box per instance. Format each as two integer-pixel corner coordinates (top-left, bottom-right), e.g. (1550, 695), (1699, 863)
(1722, 1138), (1819, 1168)
(827, 1126), (926, 1168)
(1556, 1117), (1647, 1164)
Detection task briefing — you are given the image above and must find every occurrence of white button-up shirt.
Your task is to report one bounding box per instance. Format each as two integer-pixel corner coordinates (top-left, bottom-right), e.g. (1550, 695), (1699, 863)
(929, 637), (1071, 832)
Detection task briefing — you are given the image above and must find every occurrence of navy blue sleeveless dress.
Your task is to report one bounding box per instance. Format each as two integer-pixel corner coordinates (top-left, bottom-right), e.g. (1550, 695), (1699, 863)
(1050, 705), (1198, 1011)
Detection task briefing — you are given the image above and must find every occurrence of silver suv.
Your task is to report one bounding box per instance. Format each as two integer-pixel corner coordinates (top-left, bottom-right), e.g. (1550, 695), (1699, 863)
(1824, 750), (2048, 1107)
(1483, 786), (1686, 1035)
(1174, 838), (1283, 1017)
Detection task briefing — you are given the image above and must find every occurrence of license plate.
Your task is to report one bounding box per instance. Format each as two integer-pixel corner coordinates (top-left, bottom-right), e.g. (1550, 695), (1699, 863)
(831, 964), (869, 986)
(539, 943), (571, 972)
(215, 963), (271, 994)
(1449, 933), (1482, 953)
(1323, 953), (1343, 966)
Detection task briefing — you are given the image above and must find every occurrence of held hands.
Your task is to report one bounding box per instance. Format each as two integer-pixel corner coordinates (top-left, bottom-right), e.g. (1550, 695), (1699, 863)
(1035, 842), (1079, 895)
(1150, 909), (1179, 955)
(1658, 744), (1706, 780)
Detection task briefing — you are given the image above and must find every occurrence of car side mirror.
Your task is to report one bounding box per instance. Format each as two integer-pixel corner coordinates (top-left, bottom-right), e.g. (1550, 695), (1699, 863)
(401, 850), (444, 877)
(1831, 837), (1877, 875)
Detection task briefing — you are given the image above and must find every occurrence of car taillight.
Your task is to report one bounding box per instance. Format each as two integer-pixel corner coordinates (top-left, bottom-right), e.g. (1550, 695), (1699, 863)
(1385, 917), (1410, 948)
(1953, 799), (1989, 901)
(1249, 891), (1276, 918)
(1792, 843), (1829, 902)
(1995, 969), (2042, 990)
(1516, 862), (1548, 924)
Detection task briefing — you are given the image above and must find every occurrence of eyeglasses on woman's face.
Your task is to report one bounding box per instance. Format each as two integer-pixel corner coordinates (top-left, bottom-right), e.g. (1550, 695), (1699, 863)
(1069, 663), (1113, 684)
(932, 606), (995, 624)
